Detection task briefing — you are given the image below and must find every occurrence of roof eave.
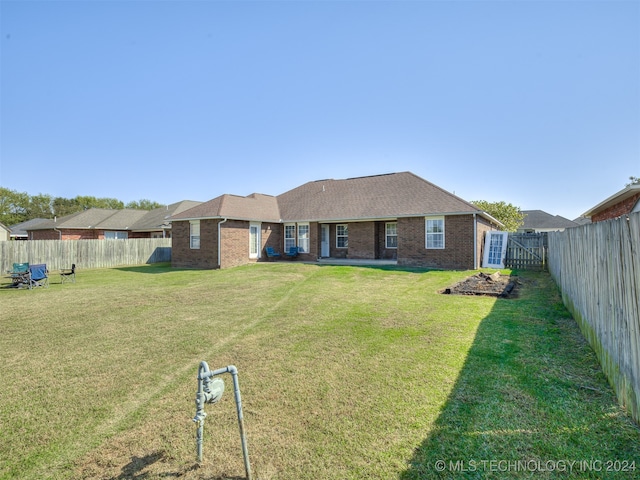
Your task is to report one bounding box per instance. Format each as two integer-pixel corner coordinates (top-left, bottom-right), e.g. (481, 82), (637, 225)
(582, 185), (640, 218)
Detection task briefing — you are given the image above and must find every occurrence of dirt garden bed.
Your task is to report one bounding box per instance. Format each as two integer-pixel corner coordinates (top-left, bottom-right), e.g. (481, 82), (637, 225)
(441, 272), (519, 298)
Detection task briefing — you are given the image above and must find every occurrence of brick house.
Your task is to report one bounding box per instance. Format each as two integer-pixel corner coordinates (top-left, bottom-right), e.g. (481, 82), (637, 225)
(171, 172), (502, 270)
(582, 184), (640, 223)
(26, 201), (201, 240)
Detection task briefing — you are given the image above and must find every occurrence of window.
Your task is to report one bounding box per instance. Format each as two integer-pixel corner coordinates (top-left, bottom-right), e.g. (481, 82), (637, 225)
(284, 224), (296, 252)
(336, 224), (348, 248)
(297, 223), (310, 253)
(249, 223), (261, 259)
(104, 231), (128, 240)
(386, 222), (397, 248)
(425, 217), (444, 249)
(190, 221), (200, 249)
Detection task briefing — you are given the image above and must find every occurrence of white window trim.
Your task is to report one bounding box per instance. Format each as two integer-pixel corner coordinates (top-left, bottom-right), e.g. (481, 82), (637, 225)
(284, 223), (296, 252)
(297, 222), (310, 253)
(190, 220), (200, 249)
(425, 216), (445, 250)
(336, 224), (348, 249)
(385, 222), (397, 249)
(249, 222), (261, 259)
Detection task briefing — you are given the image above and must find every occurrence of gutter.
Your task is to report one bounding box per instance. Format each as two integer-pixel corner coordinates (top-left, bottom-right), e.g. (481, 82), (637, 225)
(217, 218), (228, 268)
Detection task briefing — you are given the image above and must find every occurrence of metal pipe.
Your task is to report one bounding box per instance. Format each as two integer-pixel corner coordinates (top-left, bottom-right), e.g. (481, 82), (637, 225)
(194, 362), (252, 480)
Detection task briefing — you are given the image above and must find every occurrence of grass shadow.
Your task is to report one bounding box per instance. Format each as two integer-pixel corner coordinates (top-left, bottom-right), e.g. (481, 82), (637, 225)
(114, 263), (179, 274)
(400, 271), (640, 479)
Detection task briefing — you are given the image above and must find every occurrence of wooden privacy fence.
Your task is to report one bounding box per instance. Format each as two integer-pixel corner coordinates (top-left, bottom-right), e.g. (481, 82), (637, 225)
(0, 238), (171, 273)
(505, 233), (547, 270)
(548, 212), (640, 422)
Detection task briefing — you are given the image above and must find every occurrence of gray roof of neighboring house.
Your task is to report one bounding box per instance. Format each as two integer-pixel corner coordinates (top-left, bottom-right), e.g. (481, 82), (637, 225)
(581, 184), (640, 218)
(172, 194), (280, 223)
(173, 172), (502, 225)
(8, 218), (49, 238)
(24, 201), (203, 233)
(28, 209), (147, 231)
(129, 201), (203, 231)
(572, 216), (591, 226)
(520, 210), (580, 230)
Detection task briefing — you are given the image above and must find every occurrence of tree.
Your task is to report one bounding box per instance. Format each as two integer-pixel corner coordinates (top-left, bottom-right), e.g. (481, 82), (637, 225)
(0, 187), (30, 226)
(472, 200), (525, 232)
(27, 193), (53, 218)
(2, 188), (163, 225)
(626, 176), (640, 187)
(125, 199), (163, 210)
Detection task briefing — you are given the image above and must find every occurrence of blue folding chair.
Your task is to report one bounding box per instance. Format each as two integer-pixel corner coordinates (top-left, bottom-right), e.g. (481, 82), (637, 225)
(28, 264), (49, 289)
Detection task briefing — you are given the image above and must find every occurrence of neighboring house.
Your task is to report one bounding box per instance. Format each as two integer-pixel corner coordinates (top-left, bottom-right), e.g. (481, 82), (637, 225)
(26, 201), (201, 240)
(572, 216), (591, 226)
(517, 210), (580, 233)
(171, 172), (503, 270)
(582, 184), (640, 223)
(8, 218), (49, 240)
(0, 222), (10, 241)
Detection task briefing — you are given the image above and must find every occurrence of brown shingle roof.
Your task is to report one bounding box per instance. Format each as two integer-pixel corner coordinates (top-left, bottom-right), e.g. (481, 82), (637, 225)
(172, 172), (500, 225)
(172, 193), (280, 222)
(277, 172), (483, 221)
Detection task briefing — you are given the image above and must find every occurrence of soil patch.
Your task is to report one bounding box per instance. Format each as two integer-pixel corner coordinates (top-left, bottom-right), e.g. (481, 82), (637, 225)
(441, 272), (518, 298)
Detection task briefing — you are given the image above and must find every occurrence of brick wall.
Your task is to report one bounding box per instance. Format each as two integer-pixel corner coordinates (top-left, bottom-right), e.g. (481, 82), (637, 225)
(592, 193), (640, 223)
(171, 219), (218, 269)
(397, 215), (477, 269)
(30, 229), (100, 240)
(348, 222), (375, 259)
(220, 220), (249, 269)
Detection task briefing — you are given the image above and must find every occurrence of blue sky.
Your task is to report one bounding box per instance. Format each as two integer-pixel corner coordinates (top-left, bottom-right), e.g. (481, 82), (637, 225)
(1, 0), (638, 220)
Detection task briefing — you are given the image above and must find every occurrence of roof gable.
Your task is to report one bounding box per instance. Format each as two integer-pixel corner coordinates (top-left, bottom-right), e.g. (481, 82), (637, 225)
(172, 193), (280, 222)
(171, 172), (501, 226)
(277, 172), (484, 221)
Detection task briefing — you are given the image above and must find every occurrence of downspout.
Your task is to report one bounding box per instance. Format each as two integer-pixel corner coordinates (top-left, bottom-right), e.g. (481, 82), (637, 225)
(218, 218), (228, 268)
(53, 216), (62, 240)
(473, 213), (477, 269)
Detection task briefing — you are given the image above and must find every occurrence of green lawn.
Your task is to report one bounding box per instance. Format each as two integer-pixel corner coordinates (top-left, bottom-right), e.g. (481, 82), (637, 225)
(1, 263), (638, 479)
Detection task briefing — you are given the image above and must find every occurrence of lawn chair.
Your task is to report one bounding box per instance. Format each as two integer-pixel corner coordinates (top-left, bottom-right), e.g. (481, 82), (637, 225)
(60, 264), (76, 284)
(265, 247), (281, 260)
(285, 246), (299, 258)
(8, 263), (30, 287)
(28, 264), (49, 289)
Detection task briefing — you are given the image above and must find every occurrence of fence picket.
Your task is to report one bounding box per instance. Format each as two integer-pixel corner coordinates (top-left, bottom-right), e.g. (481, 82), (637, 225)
(0, 238), (171, 273)
(548, 212), (640, 423)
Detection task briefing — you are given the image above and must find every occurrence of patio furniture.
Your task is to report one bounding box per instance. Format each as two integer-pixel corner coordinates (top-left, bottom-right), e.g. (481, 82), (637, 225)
(265, 247), (281, 260)
(28, 264), (49, 289)
(285, 246), (299, 258)
(7, 263), (30, 287)
(60, 264), (76, 283)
